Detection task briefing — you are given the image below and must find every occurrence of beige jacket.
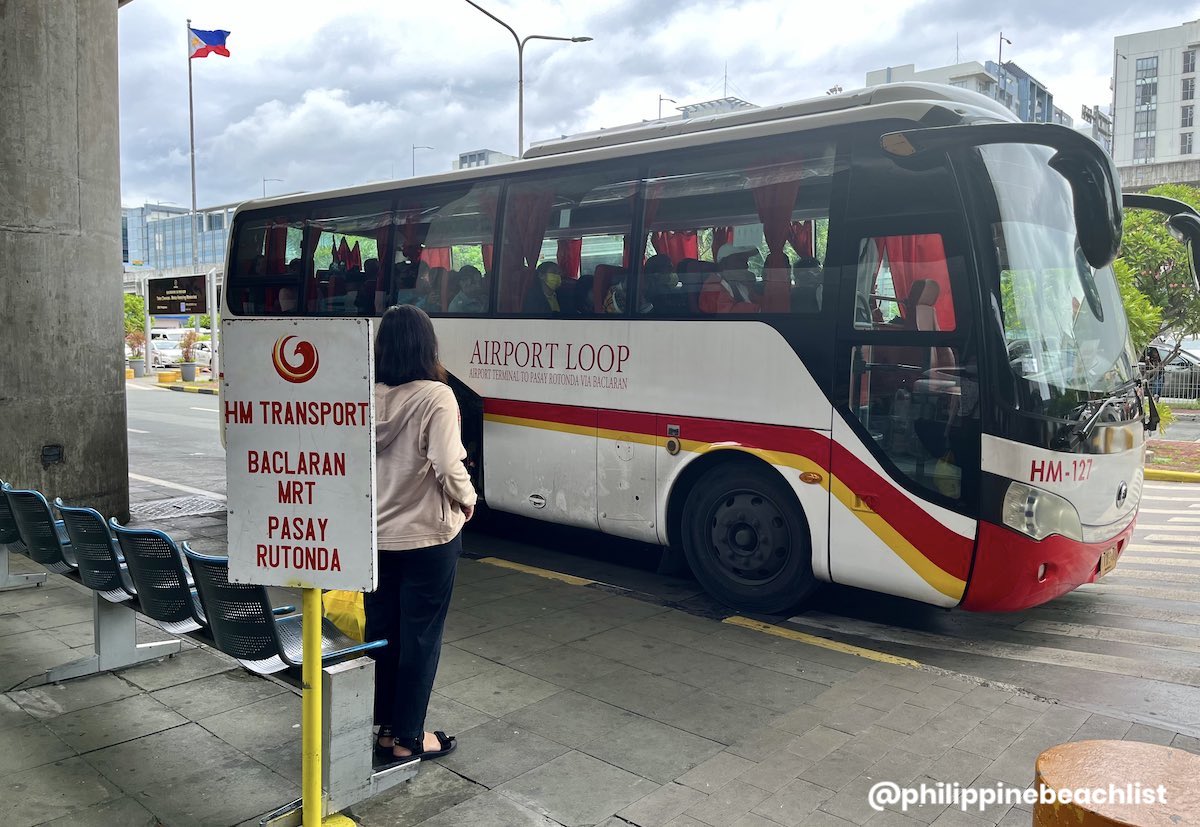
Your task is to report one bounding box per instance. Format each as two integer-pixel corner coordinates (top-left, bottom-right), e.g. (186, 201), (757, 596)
(375, 380), (477, 550)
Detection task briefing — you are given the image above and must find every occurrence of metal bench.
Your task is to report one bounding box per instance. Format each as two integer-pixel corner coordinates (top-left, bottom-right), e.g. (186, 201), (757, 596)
(4, 487), (181, 685)
(181, 545), (385, 674)
(0, 480), (46, 591)
(109, 521), (209, 635)
(55, 500), (137, 604)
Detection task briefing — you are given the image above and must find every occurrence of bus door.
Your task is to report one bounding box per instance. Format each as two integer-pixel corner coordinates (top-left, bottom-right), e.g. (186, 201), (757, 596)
(829, 225), (981, 607)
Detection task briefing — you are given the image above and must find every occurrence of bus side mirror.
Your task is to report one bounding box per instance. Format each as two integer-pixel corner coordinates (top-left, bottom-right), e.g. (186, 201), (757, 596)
(1167, 213), (1200, 292)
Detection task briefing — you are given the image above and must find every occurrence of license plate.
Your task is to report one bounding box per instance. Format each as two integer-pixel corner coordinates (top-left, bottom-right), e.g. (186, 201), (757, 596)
(1098, 547), (1119, 578)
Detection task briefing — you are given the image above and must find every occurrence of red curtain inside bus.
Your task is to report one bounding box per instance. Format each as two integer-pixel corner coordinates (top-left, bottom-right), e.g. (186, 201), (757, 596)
(500, 190), (556, 311)
(422, 247), (452, 270)
(877, 234), (955, 330)
(649, 231), (699, 265)
(557, 239), (582, 279)
(789, 220), (814, 258)
(481, 243), (494, 272)
(266, 223), (290, 274)
(753, 177), (803, 313)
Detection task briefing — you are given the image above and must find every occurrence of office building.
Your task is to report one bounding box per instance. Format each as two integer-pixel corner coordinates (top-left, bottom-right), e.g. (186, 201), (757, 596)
(122, 202), (236, 275)
(1078, 104), (1115, 153)
(866, 62), (1072, 125)
(1114, 19), (1200, 189)
(453, 149), (517, 170)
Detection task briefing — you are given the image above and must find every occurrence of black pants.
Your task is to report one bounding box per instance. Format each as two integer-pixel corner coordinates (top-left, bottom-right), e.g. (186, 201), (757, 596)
(364, 533), (461, 740)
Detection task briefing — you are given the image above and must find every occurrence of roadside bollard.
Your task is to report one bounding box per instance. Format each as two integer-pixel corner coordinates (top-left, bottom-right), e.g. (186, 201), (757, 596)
(1033, 740), (1199, 825)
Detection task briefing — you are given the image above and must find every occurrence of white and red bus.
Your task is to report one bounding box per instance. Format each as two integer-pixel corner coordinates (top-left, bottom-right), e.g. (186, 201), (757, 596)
(221, 83), (1200, 613)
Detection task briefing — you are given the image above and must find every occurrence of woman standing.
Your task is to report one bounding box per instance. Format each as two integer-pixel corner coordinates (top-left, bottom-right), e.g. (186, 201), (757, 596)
(367, 304), (476, 765)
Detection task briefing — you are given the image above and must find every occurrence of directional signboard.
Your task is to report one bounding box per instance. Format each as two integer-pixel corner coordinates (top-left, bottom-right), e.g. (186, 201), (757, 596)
(149, 274), (208, 315)
(222, 318), (376, 591)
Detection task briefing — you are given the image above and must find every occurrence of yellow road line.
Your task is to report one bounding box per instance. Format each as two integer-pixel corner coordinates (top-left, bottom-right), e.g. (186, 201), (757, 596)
(723, 615), (922, 668)
(476, 556), (595, 587)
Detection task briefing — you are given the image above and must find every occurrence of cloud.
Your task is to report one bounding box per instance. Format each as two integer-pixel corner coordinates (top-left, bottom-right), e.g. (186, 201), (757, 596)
(117, 0), (1187, 207)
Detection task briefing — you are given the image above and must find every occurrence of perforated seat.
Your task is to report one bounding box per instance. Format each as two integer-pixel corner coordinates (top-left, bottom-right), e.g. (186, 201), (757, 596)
(0, 481), (29, 557)
(55, 500), (136, 603)
(182, 545), (385, 675)
(5, 487), (77, 574)
(109, 521), (207, 634)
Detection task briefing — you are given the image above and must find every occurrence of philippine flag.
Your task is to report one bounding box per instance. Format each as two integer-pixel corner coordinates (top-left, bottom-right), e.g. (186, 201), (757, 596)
(189, 28), (231, 59)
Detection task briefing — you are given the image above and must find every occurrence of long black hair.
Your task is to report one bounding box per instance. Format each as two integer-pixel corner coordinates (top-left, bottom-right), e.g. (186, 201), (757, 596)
(374, 304), (447, 386)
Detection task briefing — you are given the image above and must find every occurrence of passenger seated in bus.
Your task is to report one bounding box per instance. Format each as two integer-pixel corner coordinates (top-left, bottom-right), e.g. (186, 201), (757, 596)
(644, 255), (688, 316)
(676, 258), (704, 312)
(699, 248), (761, 314)
(524, 261), (562, 314)
(449, 266), (486, 313)
(603, 267), (654, 315)
(563, 272), (593, 315)
(355, 280), (377, 316)
(791, 255), (823, 313)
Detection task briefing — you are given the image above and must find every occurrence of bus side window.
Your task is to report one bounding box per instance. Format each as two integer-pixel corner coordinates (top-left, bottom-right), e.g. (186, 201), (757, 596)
(498, 165), (638, 316)
(307, 200), (391, 317)
(412, 183), (499, 316)
(227, 215), (304, 315)
(638, 139), (837, 318)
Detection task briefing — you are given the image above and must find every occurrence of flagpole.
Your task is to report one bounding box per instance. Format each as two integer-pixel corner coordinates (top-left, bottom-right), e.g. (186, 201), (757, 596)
(187, 19), (201, 336)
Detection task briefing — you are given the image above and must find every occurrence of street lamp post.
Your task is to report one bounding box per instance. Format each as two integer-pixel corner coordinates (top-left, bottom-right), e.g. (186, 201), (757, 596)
(658, 94), (676, 120)
(412, 145), (433, 177)
(463, 0), (591, 155)
(1112, 49), (1127, 153)
(262, 177), (282, 198)
(997, 32), (1012, 109)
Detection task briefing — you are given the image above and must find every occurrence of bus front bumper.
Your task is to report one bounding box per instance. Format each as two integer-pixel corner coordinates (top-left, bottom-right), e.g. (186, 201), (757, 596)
(960, 518), (1137, 612)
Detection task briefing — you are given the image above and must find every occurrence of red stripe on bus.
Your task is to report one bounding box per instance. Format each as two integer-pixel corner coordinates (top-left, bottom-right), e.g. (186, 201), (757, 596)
(482, 397), (973, 581)
(485, 398), (598, 429)
(828, 441), (974, 581)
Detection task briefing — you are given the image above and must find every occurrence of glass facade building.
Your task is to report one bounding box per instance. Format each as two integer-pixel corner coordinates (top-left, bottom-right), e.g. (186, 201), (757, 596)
(121, 202), (236, 274)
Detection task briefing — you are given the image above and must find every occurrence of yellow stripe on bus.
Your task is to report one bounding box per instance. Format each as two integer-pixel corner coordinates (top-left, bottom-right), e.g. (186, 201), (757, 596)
(827, 475), (967, 601)
(485, 413), (967, 602)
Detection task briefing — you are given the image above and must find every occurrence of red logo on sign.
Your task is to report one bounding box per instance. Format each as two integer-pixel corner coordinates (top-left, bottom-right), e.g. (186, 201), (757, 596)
(272, 335), (319, 384)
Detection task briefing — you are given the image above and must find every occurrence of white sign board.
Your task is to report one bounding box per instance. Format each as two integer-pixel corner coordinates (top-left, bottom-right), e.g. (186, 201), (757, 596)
(222, 318), (377, 592)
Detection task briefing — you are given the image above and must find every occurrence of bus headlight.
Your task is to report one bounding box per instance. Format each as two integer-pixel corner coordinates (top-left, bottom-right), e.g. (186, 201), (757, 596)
(1002, 481), (1083, 542)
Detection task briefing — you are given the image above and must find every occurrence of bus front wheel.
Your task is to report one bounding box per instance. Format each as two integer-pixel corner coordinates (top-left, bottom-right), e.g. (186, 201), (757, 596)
(681, 463), (818, 614)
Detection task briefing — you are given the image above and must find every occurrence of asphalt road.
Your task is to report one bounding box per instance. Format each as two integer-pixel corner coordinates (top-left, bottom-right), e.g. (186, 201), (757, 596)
(125, 384), (1200, 737)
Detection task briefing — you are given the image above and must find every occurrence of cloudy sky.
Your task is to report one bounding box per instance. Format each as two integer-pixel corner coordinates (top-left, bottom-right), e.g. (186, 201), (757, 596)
(117, 1), (1190, 208)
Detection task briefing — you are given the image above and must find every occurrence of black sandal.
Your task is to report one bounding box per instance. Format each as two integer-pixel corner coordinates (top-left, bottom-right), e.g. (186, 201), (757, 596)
(373, 727), (396, 765)
(395, 731), (457, 762)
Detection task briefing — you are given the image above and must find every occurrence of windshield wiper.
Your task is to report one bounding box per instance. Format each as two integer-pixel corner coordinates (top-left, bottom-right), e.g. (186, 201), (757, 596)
(1056, 377), (1140, 449)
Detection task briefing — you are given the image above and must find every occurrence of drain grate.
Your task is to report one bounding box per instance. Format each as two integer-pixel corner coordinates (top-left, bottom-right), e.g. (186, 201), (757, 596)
(130, 495), (226, 520)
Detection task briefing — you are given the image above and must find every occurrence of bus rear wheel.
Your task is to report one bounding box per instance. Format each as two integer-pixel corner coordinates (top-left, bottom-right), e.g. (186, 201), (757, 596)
(681, 463), (818, 614)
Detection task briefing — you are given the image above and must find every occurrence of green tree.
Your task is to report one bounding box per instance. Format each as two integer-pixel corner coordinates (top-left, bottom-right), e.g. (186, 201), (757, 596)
(124, 293), (145, 335)
(1120, 183), (1200, 345)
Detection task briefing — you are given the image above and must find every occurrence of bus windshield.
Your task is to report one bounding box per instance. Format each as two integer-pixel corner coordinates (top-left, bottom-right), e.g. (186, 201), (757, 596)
(979, 143), (1135, 408)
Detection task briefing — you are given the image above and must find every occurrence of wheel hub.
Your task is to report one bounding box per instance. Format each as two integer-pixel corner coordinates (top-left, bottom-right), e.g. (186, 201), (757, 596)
(708, 492), (790, 584)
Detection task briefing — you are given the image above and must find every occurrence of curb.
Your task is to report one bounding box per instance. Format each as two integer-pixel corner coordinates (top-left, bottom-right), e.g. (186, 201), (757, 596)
(168, 384), (219, 396)
(1145, 468), (1200, 483)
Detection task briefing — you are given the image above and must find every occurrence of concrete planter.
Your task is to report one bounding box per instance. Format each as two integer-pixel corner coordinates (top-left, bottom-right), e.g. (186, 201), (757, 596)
(180, 362), (197, 382)
(129, 360), (145, 378)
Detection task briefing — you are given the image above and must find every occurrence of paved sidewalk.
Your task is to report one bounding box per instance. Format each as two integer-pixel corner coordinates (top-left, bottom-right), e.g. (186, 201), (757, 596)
(2, 508), (1198, 826)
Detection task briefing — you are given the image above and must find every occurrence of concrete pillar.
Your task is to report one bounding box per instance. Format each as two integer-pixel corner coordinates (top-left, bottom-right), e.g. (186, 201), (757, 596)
(0, 1), (130, 521)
